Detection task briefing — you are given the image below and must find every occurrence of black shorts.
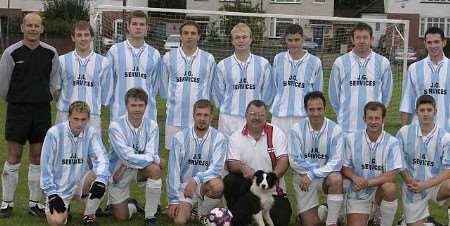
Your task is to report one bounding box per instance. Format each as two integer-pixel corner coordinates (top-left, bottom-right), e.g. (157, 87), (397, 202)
(5, 103), (51, 145)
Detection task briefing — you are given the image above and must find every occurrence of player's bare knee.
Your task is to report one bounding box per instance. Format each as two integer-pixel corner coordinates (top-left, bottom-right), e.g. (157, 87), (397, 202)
(205, 178), (224, 198)
(174, 216), (188, 225)
(326, 172), (343, 186)
(112, 204), (129, 221)
(46, 213), (66, 226)
(6, 147), (22, 164)
(381, 182), (397, 200)
(143, 164), (161, 179)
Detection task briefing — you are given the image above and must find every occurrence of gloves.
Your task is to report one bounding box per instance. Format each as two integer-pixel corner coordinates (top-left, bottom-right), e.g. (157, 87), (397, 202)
(89, 181), (106, 199)
(48, 194), (66, 214)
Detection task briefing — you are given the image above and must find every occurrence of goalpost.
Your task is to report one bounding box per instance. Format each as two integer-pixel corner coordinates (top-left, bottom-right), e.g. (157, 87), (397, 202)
(92, 5), (410, 119)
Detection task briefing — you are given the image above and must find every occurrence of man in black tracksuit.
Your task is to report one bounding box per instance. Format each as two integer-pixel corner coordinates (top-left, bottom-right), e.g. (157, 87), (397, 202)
(0, 13), (60, 218)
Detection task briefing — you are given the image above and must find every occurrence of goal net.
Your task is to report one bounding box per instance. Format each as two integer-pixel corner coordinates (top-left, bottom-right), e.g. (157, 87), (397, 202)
(92, 5), (410, 119)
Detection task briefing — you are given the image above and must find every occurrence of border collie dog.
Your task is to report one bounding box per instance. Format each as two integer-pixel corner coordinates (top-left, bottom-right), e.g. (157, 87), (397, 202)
(250, 170), (277, 226)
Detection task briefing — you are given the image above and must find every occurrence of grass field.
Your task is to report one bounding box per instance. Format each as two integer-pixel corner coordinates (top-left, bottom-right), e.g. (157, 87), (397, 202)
(0, 73), (447, 226)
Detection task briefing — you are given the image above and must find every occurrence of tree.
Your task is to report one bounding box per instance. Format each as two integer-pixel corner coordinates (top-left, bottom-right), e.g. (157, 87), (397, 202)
(41, 0), (90, 36)
(218, 1), (265, 44)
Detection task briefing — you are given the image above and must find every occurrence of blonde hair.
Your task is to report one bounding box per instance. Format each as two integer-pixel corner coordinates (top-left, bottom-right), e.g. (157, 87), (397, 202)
(68, 101), (91, 117)
(230, 23), (252, 37)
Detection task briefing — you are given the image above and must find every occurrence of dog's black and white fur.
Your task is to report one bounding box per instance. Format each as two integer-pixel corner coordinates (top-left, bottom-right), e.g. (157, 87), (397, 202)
(250, 170), (277, 226)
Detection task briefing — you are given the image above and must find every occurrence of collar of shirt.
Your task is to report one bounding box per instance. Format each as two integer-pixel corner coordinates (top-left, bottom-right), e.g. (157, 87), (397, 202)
(73, 50), (94, 64)
(125, 114), (144, 133)
(241, 123), (270, 137)
(364, 130), (384, 146)
(179, 47), (199, 62)
(192, 126), (211, 140)
(126, 39), (146, 54)
(350, 49), (373, 63)
(307, 118), (328, 135)
(65, 121), (85, 141)
(287, 50), (308, 64)
(416, 124), (437, 142)
(232, 53), (253, 68)
(425, 54), (447, 67)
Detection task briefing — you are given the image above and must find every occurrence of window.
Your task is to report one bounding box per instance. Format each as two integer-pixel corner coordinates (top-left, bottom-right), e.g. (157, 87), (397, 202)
(270, 18), (294, 38)
(114, 19), (124, 41)
(271, 0), (301, 3)
(419, 17), (450, 37)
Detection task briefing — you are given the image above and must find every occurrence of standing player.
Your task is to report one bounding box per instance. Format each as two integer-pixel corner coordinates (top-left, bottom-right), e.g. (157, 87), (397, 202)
(167, 99), (227, 225)
(40, 101), (110, 226)
(396, 94), (450, 226)
(55, 21), (112, 132)
(271, 24), (323, 134)
(400, 27), (449, 131)
(108, 88), (163, 226)
(342, 101), (402, 226)
(288, 91), (343, 226)
(107, 10), (161, 122)
(329, 23), (393, 132)
(160, 21), (216, 151)
(0, 13), (60, 217)
(212, 23), (274, 136)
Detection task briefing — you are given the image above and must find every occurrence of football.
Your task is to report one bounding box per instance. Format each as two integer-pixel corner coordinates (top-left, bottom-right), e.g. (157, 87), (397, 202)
(206, 207), (233, 226)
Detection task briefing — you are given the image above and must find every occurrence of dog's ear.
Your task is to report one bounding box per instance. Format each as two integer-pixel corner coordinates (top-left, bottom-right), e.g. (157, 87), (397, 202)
(267, 172), (278, 187)
(254, 170), (264, 178)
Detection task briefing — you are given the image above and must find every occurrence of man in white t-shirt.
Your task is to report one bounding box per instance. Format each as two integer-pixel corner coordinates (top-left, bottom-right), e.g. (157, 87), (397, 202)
(224, 99), (291, 226)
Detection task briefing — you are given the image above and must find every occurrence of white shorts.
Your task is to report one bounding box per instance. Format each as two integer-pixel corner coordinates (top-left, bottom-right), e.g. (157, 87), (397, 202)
(346, 190), (377, 214)
(165, 124), (183, 150)
(293, 173), (325, 214)
(108, 168), (139, 205)
(402, 184), (446, 224)
(56, 111), (102, 133)
(271, 116), (304, 135)
(218, 114), (245, 137)
(44, 174), (88, 214)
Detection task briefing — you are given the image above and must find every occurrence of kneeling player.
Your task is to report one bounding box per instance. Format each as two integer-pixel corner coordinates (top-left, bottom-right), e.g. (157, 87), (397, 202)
(396, 94), (450, 226)
(40, 101), (110, 226)
(108, 88), (164, 226)
(288, 91), (344, 226)
(167, 99), (227, 225)
(342, 101), (402, 226)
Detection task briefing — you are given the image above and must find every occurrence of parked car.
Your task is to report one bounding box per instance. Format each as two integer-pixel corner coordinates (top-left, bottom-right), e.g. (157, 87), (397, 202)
(394, 47), (417, 64)
(164, 34), (180, 50)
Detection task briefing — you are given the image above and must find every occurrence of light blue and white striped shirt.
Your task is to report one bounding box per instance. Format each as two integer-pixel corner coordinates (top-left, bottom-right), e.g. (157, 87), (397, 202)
(212, 53), (274, 116)
(167, 127), (227, 204)
(40, 122), (110, 199)
(399, 56), (450, 131)
(396, 124), (450, 203)
(56, 51), (113, 116)
(329, 50), (393, 132)
(343, 130), (402, 199)
(107, 40), (161, 121)
(160, 48), (216, 127)
(271, 51), (323, 117)
(108, 115), (160, 172)
(288, 118), (343, 180)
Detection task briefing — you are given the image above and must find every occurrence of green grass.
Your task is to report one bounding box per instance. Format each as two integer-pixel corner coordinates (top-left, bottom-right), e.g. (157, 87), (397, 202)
(0, 73), (447, 226)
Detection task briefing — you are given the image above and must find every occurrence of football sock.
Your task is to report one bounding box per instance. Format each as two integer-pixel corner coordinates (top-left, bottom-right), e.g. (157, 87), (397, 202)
(326, 194), (344, 225)
(145, 178), (161, 219)
(380, 199), (398, 226)
(2, 162), (20, 207)
(28, 164), (42, 207)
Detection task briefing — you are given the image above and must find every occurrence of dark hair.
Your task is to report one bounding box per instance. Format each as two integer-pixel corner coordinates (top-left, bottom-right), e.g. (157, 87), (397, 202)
(193, 99), (213, 113)
(284, 23), (303, 37)
(125, 88), (148, 105)
(128, 10), (148, 24)
(352, 22), (373, 38)
(424, 27), (446, 40)
(245, 99), (267, 113)
(71, 20), (94, 37)
(68, 101), (90, 117)
(179, 21), (200, 35)
(304, 91), (326, 109)
(364, 101), (386, 118)
(415, 94), (436, 110)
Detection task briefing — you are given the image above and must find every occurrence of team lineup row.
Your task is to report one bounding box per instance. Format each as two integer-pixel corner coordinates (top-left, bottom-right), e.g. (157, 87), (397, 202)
(0, 9), (449, 226)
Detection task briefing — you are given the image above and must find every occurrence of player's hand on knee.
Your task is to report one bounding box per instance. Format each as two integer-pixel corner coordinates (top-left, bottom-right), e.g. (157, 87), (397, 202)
(168, 204), (179, 218)
(48, 194), (66, 214)
(89, 181), (106, 199)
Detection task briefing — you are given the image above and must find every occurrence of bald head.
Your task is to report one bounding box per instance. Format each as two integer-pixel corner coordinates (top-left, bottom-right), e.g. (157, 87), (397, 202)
(21, 13), (43, 46)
